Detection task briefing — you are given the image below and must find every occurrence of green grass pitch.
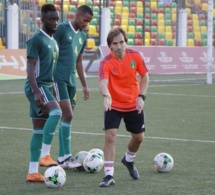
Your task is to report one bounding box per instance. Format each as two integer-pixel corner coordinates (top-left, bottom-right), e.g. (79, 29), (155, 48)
(0, 77), (215, 195)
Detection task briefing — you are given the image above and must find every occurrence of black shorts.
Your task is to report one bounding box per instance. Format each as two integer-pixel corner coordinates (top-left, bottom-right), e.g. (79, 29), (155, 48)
(104, 109), (145, 134)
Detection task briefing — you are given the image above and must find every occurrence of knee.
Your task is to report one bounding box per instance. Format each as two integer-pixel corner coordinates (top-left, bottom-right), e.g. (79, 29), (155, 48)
(62, 111), (73, 122)
(105, 130), (116, 144)
(133, 133), (144, 144)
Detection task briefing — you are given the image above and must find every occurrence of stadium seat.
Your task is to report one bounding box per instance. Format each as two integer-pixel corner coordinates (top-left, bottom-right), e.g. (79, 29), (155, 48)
(165, 26), (172, 33)
(128, 19), (136, 26)
(136, 1), (143, 8)
(164, 13), (171, 20)
(127, 32), (135, 39)
(145, 19), (150, 26)
(201, 32), (207, 39)
(157, 8), (164, 14)
(158, 39), (165, 45)
(150, 39), (157, 45)
(158, 20), (165, 26)
(165, 32), (172, 39)
(194, 39), (202, 46)
(150, 20), (158, 26)
(157, 2), (164, 8)
(165, 39), (173, 46)
(170, 2), (177, 8)
(150, 2), (157, 8)
(187, 32), (194, 39)
(187, 39), (194, 47)
(136, 19), (143, 26)
(86, 0), (93, 6)
(145, 32), (150, 40)
(157, 13), (164, 20)
(150, 32), (157, 39)
(187, 20), (193, 26)
(200, 26), (207, 33)
(192, 20), (199, 26)
(127, 38), (134, 45)
(158, 26), (165, 33)
(198, 14), (206, 20)
(158, 32), (165, 39)
(164, 8), (171, 15)
(150, 26), (157, 33)
(134, 38), (143, 45)
(88, 25), (98, 37)
(202, 39), (207, 46)
(150, 13), (157, 20)
(145, 39), (150, 46)
(202, 3), (208, 11)
(164, 2), (170, 8)
(122, 0), (129, 7)
(199, 20), (206, 26)
(121, 18), (128, 26)
(192, 14), (199, 21)
(136, 26), (143, 33)
(135, 32), (143, 39)
(165, 20), (172, 26)
(128, 25), (135, 34)
(86, 38), (97, 50)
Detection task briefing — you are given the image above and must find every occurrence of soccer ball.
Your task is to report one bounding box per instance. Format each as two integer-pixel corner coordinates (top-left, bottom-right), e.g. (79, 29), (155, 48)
(89, 148), (104, 159)
(153, 152), (174, 173)
(83, 152), (104, 173)
(44, 166), (66, 188)
(74, 151), (89, 165)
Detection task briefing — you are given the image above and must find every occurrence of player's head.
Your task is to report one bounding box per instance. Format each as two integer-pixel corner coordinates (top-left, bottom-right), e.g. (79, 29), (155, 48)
(107, 27), (127, 60)
(41, 4), (59, 35)
(73, 5), (93, 31)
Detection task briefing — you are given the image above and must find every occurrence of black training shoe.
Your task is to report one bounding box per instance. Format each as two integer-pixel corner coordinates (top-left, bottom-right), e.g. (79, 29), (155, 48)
(121, 156), (140, 179)
(99, 175), (115, 187)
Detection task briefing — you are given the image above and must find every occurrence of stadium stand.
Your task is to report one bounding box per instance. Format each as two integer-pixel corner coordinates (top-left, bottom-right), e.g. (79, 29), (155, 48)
(0, 0), (215, 48)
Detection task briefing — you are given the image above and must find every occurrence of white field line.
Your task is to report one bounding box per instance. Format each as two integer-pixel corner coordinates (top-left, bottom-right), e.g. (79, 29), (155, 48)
(0, 126), (215, 144)
(1, 89), (215, 98)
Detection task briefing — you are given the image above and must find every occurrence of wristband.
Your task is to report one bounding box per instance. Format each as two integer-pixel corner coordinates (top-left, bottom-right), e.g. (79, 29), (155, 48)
(138, 94), (146, 101)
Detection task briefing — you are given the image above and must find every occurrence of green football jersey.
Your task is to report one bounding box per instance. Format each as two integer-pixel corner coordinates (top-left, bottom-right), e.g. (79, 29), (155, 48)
(54, 21), (87, 87)
(25, 30), (59, 95)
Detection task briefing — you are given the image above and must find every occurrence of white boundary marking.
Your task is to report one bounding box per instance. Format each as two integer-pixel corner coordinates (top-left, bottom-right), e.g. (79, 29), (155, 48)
(0, 126), (215, 144)
(1, 89), (215, 98)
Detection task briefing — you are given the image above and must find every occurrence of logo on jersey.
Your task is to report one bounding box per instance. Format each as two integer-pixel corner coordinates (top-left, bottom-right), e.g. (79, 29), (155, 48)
(48, 45), (51, 48)
(79, 38), (83, 45)
(69, 36), (72, 40)
(130, 61), (136, 68)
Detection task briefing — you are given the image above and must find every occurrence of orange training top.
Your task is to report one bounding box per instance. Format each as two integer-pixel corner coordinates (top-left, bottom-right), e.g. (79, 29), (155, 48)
(98, 48), (148, 112)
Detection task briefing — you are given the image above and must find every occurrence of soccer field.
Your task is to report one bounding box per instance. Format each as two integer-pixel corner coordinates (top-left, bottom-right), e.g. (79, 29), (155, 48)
(0, 77), (215, 195)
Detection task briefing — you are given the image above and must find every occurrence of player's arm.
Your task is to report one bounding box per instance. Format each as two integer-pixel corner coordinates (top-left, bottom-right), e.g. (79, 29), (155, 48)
(76, 53), (89, 100)
(136, 73), (149, 114)
(26, 58), (45, 108)
(99, 79), (112, 111)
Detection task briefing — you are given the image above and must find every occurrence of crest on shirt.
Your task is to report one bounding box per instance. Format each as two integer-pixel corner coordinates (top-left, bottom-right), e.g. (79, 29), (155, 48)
(79, 38), (83, 45)
(130, 61), (136, 68)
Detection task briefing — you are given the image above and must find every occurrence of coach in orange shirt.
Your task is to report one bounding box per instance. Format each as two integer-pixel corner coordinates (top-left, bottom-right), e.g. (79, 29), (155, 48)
(98, 27), (149, 187)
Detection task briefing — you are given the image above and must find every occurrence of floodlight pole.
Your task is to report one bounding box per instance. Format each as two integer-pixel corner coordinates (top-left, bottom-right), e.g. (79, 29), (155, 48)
(206, 0), (213, 84)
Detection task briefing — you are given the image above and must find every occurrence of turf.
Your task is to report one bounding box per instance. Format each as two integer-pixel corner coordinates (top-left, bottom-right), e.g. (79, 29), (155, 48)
(0, 77), (215, 195)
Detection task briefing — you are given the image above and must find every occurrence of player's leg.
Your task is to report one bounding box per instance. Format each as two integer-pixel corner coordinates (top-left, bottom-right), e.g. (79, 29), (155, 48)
(39, 87), (62, 167)
(100, 110), (121, 187)
(121, 110), (145, 180)
(55, 83), (80, 168)
(26, 95), (47, 182)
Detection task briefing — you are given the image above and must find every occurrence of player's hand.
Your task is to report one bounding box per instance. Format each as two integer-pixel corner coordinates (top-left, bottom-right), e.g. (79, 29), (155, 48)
(83, 87), (89, 100)
(136, 97), (144, 114)
(104, 95), (112, 111)
(34, 90), (45, 109)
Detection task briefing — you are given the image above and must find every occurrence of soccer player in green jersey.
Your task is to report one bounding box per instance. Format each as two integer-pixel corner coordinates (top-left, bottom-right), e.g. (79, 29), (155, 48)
(25, 4), (60, 182)
(52, 5), (93, 169)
